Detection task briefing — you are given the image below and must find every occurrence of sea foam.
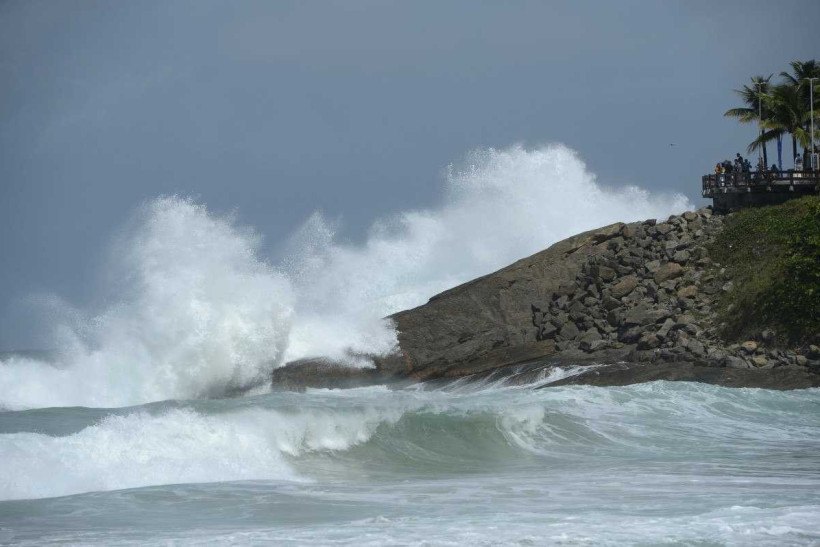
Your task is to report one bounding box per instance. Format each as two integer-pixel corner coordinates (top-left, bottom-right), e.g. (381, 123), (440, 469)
(0, 144), (690, 409)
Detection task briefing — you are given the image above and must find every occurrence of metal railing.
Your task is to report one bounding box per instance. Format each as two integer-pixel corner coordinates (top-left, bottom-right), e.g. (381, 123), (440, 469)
(702, 170), (820, 197)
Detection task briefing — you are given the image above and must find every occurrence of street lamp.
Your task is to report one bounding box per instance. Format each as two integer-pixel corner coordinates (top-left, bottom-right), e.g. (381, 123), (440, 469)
(753, 80), (765, 170)
(807, 77), (818, 170)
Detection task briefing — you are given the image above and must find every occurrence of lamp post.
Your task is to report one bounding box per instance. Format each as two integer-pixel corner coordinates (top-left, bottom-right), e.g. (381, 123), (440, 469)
(807, 77), (818, 170)
(754, 80), (765, 170)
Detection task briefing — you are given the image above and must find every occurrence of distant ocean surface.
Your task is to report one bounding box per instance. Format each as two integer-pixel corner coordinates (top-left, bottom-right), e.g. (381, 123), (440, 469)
(1, 370), (819, 545)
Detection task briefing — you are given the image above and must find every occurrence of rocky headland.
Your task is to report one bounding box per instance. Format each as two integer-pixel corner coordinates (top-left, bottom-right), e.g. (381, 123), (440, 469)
(272, 199), (820, 391)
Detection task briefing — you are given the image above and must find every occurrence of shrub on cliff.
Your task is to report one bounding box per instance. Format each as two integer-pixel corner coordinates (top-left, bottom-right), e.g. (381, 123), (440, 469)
(710, 195), (819, 345)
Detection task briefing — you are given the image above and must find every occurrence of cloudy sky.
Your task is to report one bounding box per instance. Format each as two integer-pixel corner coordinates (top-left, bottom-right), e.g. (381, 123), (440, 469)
(1, 0), (818, 349)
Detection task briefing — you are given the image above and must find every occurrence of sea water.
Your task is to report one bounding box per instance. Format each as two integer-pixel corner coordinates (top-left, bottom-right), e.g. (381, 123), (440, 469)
(1, 377), (818, 545)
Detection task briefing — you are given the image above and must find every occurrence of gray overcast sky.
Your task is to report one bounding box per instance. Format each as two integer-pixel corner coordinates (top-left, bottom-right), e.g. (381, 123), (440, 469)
(1, 0), (818, 349)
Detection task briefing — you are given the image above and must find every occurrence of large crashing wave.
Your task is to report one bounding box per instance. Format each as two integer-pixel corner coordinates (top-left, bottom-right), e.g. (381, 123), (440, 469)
(0, 144), (691, 409)
(0, 198), (294, 409)
(2, 381), (817, 501)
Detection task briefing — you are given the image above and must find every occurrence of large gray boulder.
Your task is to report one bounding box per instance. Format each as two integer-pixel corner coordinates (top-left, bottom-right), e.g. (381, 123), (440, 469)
(390, 223), (626, 380)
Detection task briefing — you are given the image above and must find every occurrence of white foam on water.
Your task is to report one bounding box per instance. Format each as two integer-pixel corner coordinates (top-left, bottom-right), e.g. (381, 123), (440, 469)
(0, 404), (403, 501)
(0, 144), (690, 409)
(282, 144), (690, 363)
(0, 197), (294, 409)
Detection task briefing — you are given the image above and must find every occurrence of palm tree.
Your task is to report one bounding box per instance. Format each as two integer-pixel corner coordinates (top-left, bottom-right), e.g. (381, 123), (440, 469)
(749, 84), (812, 167)
(780, 60), (820, 155)
(725, 75), (772, 167)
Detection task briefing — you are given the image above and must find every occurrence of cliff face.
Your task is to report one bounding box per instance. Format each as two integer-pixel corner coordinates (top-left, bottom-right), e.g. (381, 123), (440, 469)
(273, 205), (820, 391)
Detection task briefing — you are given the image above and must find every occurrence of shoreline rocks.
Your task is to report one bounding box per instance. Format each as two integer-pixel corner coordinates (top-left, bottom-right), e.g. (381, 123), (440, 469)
(273, 207), (820, 391)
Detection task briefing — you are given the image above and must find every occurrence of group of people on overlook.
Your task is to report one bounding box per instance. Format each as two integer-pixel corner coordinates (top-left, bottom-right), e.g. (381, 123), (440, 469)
(714, 153), (780, 175)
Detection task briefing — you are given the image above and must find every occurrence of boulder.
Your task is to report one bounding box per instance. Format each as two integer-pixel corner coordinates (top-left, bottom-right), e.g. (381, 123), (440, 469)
(623, 305), (671, 326)
(618, 326), (644, 343)
(676, 285), (698, 299)
(610, 275), (639, 298)
(741, 340), (759, 353)
(686, 339), (706, 357)
(578, 330), (603, 352)
(538, 322), (558, 340)
(725, 356), (749, 369)
(602, 295), (621, 311)
(656, 318), (676, 339)
(560, 322), (580, 341)
(654, 262), (684, 284)
(637, 333), (661, 350)
(751, 355), (768, 367)
(672, 250), (690, 263)
(591, 223), (626, 243)
(590, 264), (617, 282)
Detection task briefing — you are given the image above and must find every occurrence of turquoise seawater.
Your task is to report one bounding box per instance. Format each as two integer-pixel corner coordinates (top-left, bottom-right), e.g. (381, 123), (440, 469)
(1, 376), (819, 545)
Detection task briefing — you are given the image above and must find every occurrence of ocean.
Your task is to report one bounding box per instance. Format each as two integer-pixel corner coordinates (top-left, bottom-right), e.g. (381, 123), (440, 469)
(1, 374), (818, 545)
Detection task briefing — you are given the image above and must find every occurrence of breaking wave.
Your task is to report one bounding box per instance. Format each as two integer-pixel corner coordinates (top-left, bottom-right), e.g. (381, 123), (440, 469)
(1, 381), (816, 501)
(0, 144), (690, 409)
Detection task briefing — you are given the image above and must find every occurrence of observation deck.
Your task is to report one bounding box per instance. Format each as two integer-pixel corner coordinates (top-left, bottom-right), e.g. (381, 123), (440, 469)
(702, 170), (820, 212)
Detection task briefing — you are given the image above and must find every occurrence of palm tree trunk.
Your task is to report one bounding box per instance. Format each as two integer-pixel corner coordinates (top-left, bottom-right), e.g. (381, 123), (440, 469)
(762, 130), (768, 168)
(792, 134), (798, 166)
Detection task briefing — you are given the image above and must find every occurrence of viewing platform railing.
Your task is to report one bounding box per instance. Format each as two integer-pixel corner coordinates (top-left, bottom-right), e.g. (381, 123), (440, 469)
(702, 170), (820, 198)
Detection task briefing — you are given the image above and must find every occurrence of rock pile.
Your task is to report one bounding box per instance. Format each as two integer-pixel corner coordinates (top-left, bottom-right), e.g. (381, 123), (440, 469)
(273, 207), (819, 391)
(531, 208), (819, 370)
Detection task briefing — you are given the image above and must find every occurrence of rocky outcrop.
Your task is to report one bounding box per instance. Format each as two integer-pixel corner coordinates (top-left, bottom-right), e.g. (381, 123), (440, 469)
(273, 207), (820, 390)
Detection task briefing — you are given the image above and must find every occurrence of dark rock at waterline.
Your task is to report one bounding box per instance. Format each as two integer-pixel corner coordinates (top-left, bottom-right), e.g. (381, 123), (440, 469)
(270, 355), (408, 392)
(544, 362), (820, 391)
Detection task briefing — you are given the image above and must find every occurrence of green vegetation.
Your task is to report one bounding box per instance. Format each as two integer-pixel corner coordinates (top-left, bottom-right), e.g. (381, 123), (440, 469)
(709, 196), (820, 346)
(724, 60), (820, 166)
